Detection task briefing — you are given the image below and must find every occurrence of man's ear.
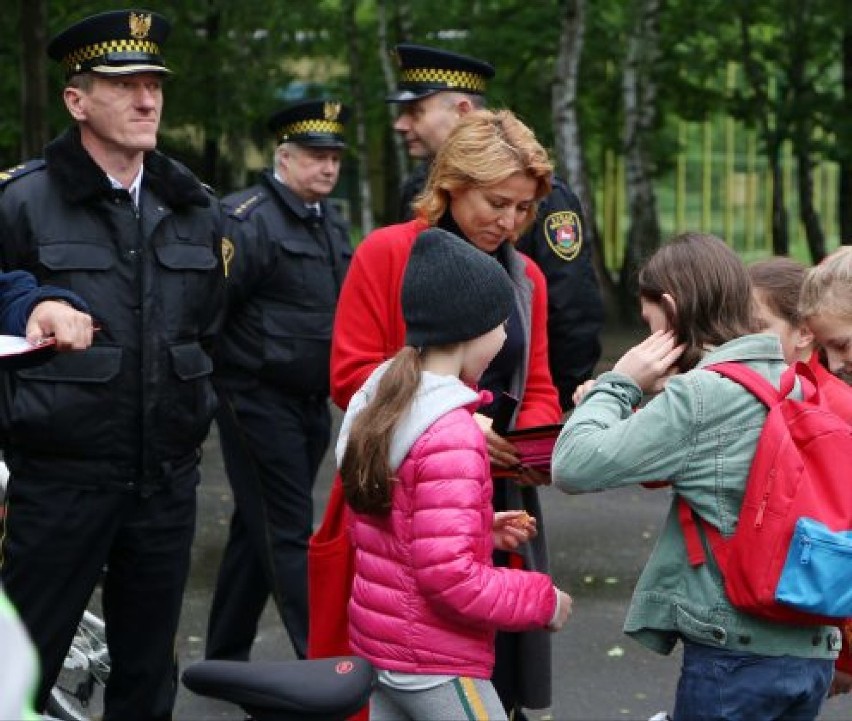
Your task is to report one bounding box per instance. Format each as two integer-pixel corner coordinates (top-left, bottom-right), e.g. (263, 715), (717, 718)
(64, 87), (87, 122)
(455, 96), (475, 117)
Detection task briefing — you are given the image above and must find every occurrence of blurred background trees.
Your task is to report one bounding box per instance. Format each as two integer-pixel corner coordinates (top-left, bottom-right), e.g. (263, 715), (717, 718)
(3, 0), (850, 319)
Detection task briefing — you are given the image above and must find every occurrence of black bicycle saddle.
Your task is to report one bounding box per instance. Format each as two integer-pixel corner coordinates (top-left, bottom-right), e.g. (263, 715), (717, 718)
(181, 656), (375, 721)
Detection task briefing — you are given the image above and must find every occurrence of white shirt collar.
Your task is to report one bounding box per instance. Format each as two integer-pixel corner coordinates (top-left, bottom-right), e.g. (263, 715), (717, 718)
(106, 166), (143, 206)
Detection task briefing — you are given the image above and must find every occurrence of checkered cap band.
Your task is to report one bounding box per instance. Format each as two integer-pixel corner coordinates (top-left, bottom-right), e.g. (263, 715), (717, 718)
(400, 67), (487, 93)
(278, 119), (345, 141)
(62, 38), (161, 72)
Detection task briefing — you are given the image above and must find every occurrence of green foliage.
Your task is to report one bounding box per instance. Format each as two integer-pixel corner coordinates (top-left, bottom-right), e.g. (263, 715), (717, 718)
(1, 0), (847, 263)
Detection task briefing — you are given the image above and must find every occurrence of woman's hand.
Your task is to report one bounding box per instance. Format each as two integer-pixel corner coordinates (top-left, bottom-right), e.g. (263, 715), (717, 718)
(480, 423), (522, 469)
(492, 510), (537, 551)
(611, 330), (684, 394)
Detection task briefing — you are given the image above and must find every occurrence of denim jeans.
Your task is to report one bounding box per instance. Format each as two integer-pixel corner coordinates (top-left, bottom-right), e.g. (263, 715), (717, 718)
(673, 640), (834, 721)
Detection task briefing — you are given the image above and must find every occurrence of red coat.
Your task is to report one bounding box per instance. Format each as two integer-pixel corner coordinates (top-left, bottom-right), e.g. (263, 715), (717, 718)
(330, 219), (560, 425)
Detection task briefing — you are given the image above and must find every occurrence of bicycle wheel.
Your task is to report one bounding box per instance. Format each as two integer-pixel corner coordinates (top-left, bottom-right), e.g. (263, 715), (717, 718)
(45, 611), (110, 721)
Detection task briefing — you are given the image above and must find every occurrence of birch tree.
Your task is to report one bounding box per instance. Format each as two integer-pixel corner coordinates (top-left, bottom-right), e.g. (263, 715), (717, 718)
(552, 0), (615, 306)
(621, 0), (662, 307)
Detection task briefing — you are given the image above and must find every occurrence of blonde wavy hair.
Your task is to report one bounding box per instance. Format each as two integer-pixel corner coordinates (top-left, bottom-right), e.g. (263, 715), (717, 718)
(413, 109), (553, 241)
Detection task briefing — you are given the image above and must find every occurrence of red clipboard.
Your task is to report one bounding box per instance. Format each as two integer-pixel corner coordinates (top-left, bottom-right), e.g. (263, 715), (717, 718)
(492, 422), (563, 477)
(0, 335), (56, 369)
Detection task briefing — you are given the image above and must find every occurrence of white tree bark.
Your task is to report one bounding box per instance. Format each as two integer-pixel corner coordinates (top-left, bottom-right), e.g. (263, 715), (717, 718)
(622, 0), (662, 283)
(552, 0), (612, 295)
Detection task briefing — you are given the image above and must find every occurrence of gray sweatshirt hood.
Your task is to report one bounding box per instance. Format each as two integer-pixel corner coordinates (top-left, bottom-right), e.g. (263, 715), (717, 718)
(335, 361), (482, 473)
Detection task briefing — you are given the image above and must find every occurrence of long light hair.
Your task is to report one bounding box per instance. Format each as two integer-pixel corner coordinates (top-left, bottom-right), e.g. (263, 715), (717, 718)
(340, 348), (423, 515)
(638, 232), (756, 372)
(413, 109), (552, 240)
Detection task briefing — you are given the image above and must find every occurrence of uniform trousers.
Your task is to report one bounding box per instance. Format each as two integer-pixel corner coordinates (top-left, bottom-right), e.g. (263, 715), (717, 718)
(0, 465), (199, 721)
(206, 383), (331, 661)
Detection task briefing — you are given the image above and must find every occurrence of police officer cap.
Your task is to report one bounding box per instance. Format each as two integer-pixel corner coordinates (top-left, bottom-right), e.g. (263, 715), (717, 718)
(268, 100), (350, 149)
(387, 43), (495, 103)
(48, 9), (171, 79)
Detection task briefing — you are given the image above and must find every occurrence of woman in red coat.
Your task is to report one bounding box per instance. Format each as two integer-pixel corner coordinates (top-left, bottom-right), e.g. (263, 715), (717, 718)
(311, 109), (562, 719)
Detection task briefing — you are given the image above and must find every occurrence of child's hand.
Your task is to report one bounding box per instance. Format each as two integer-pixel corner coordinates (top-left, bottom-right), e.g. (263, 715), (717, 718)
(572, 378), (597, 406)
(548, 587), (573, 631)
(492, 511), (537, 550)
(611, 330), (684, 394)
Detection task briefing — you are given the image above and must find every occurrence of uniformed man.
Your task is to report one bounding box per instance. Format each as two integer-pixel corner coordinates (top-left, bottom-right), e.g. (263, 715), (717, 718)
(206, 100), (352, 662)
(391, 43), (605, 412)
(0, 10), (225, 721)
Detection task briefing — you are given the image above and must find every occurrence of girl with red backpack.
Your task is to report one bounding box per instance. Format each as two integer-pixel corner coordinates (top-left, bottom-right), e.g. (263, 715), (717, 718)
(553, 233), (840, 721)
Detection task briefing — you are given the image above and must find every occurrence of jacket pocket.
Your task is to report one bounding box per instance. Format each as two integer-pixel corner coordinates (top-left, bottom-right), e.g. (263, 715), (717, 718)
(154, 243), (222, 331)
(36, 243), (114, 302)
(259, 309), (333, 393)
(154, 243), (218, 271)
(776, 517), (852, 617)
(157, 342), (217, 453)
(6, 346), (122, 451)
(674, 604), (728, 647)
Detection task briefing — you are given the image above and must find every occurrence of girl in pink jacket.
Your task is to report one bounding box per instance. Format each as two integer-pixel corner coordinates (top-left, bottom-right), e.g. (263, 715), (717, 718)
(337, 228), (571, 721)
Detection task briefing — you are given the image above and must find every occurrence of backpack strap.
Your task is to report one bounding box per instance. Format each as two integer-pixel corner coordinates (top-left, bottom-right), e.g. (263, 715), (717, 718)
(705, 361), (782, 408)
(677, 496), (731, 570)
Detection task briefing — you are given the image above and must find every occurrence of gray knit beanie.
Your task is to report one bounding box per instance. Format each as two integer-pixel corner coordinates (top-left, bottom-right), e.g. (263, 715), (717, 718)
(402, 228), (515, 347)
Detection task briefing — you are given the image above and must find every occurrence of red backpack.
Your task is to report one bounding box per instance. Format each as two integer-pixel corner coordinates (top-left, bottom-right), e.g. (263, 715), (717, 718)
(678, 360), (852, 626)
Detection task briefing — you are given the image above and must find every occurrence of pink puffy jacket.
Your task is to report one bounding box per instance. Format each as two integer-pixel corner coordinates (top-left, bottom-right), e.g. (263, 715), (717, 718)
(347, 407), (557, 678)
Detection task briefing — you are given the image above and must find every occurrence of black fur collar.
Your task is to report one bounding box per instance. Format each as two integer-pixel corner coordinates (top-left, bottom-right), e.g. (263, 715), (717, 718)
(44, 127), (210, 209)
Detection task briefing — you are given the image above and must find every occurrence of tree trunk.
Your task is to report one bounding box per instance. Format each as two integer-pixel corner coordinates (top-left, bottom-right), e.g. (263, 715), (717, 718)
(19, 0), (49, 159)
(201, 9), (221, 187)
(552, 0), (616, 311)
(620, 0), (662, 318)
(840, 28), (852, 244)
(377, 0), (409, 194)
(768, 144), (790, 256)
(796, 145), (826, 262)
(343, 0), (375, 235)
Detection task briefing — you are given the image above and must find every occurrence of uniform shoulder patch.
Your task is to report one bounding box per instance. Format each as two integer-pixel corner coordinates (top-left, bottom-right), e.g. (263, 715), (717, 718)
(227, 191), (265, 221)
(544, 210), (582, 262)
(0, 159), (46, 188)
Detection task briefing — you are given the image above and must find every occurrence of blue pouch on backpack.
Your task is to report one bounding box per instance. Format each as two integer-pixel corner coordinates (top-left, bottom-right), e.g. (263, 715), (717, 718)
(775, 517), (852, 617)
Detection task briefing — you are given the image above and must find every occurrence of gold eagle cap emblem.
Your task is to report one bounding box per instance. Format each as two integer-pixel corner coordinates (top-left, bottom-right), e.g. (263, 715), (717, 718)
(129, 12), (152, 40)
(324, 102), (341, 122)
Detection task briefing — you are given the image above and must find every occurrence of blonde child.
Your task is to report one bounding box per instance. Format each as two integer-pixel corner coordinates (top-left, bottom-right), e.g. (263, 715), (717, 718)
(800, 246), (852, 379)
(553, 233), (838, 721)
(337, 228), (571, 721)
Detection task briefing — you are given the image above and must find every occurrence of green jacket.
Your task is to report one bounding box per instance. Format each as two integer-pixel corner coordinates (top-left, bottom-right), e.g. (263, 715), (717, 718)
(553, 334), (841, 659)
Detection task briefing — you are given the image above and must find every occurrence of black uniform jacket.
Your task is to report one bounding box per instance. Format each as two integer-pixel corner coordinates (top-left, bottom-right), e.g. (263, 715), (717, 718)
(0, 128), (225, 488)
(400, 163), (604, 409)
(217, 170), (352, 396)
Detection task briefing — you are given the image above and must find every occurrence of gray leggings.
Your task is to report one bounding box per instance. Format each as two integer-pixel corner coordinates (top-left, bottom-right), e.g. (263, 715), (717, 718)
(370, 676), (509, 721)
